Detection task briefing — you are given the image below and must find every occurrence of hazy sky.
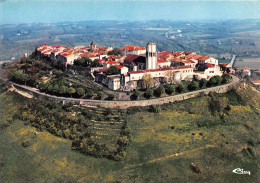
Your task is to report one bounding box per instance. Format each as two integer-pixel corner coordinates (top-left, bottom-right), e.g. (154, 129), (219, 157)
(0, 0), (260, 24)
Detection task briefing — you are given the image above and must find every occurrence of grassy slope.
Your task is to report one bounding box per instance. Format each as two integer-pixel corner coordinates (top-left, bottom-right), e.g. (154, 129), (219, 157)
(0, 85), (259, 183)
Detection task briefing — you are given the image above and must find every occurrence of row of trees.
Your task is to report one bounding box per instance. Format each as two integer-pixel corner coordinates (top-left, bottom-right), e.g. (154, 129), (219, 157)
(132, 74), (231, 100)
(8, 70), (37, 86)
(74, 57), (102, 67)
(39, 81), (91, 98)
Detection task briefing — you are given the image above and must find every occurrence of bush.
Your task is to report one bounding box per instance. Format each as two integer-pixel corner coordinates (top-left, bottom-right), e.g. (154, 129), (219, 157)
(208, 77), (217, 86)
(108, 93), (115, 100)
(215, 76), (222, 85)
(222, 74), (231, 83)
(188, 81), (199, 91)
(97, 91), (104, 99)
(86, 89), (94, 98)
(208, 76), (222, 86)
(76, 87), (85, 97)
(149, 105), (161, 113)
(107, 66), (120, 75)
(176, 83), (186, 93)
(199, 78), (207, 88)
(154, 85), (165, 97)
(165, 85), (175, 95)
(68, 87), (76, 97)
(131, 90), (141, 100)
(145, 88), (154, 99)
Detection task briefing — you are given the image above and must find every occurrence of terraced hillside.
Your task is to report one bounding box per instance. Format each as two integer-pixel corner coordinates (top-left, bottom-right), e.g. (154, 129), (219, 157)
(86, 107), (125, 152)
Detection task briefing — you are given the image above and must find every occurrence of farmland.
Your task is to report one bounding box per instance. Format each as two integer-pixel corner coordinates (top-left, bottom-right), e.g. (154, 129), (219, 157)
(1, 19), (260, 61)
(234, 57), (260, 69)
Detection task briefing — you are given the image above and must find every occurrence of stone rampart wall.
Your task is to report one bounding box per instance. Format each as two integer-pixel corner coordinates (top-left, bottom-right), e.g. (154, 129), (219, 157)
(12, 77), (239, 109)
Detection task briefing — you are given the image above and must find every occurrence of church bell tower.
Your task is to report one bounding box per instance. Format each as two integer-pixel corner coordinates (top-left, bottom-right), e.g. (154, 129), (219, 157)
(146, 42), (157, 70)
(90, 40), (96, 52)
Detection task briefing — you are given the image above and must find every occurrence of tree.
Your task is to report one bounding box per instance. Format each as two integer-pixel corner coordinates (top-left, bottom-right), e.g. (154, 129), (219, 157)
(209, 95), (228, 115)
(208, 77), (217, 86)
(20, 73), (29, 85)
(107, 66), (120, 75)
(154, 85), (165, 97)
(142, 73), (154, 89)
(107, 48), (123, 56)
(215, 76), (222, 85)
(97, 91), (104, 99)
(21, 63), (31, 73)
(82, 57), (92, 67)
(165, 85), (175, 95)
(59, 86), (68, 95)
(226, 68), (230, 74)
(176, 83), (186, 93)
(108, 93), (115, 100)
(53, 84), (60, 94)
(77, 87), (85, 97)
(188, 81), (199, 91)
(90, 59), (102, 67)
(68, 87), (76, 97)
(74, 58), (84, 66)
(74, 57), (92, 67)
(86, 89), (94, 98)
(132, 90), (141, 100)
(221, 74), (231, 83)
(199, 78), (207, 88)
(47, 85), (54, 93)
(165, 71), (175, 84)
(145, 88), (154, 99)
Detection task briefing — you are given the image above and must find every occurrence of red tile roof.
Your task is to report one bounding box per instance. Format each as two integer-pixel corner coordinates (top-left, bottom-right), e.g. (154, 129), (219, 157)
(51, 45), (62, 48)
(124, 54), (140, 61)
(157, 58), (168, 63)
(182, 60), (193, 64)
(97, 46), (108, 51)
(106, 61), (117, 65)
(191, 55), (203, 60)
(38, 44), (49, 48)
(60, 52), (72, 57)
(199, 56), (210, 61)
(219, 63), (229, 67)
(128, 66), (192, 74)
(184, 51), (193, 55)
(51, 49), (61, 53)
(42, 49), (53, 54)
(63, 48), (71, 52)
(170, 58), (183, 62)
(206, 63), (214, 68)
(115, 65), (124, 69)
(80, 53), (96, 57)
(122, 45), (146, 51)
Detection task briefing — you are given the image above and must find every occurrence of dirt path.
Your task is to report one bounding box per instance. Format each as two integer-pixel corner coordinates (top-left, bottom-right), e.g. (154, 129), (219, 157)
(123, 144), (215, 170)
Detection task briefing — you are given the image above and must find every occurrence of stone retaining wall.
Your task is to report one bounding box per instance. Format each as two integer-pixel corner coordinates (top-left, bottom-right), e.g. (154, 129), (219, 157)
(12, 76), (239, 109)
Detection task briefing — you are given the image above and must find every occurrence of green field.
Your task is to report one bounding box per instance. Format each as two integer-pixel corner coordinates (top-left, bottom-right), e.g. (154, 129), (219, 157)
(0, 82), (259, 182)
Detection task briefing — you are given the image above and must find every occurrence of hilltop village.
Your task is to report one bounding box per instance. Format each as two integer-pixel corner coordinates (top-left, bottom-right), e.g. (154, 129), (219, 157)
(36, 41), (225, 91)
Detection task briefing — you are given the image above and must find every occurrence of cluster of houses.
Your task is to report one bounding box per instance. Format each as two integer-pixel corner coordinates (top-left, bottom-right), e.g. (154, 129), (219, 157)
(36, 41), (113, 66)
(36, 41), (225, 91)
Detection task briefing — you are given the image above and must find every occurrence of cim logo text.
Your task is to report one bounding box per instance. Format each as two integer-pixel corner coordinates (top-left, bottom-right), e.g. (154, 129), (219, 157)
(232, 168), (251, 175)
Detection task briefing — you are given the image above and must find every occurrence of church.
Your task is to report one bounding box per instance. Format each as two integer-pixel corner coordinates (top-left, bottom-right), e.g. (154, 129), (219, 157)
(96, 42), (196, 91)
